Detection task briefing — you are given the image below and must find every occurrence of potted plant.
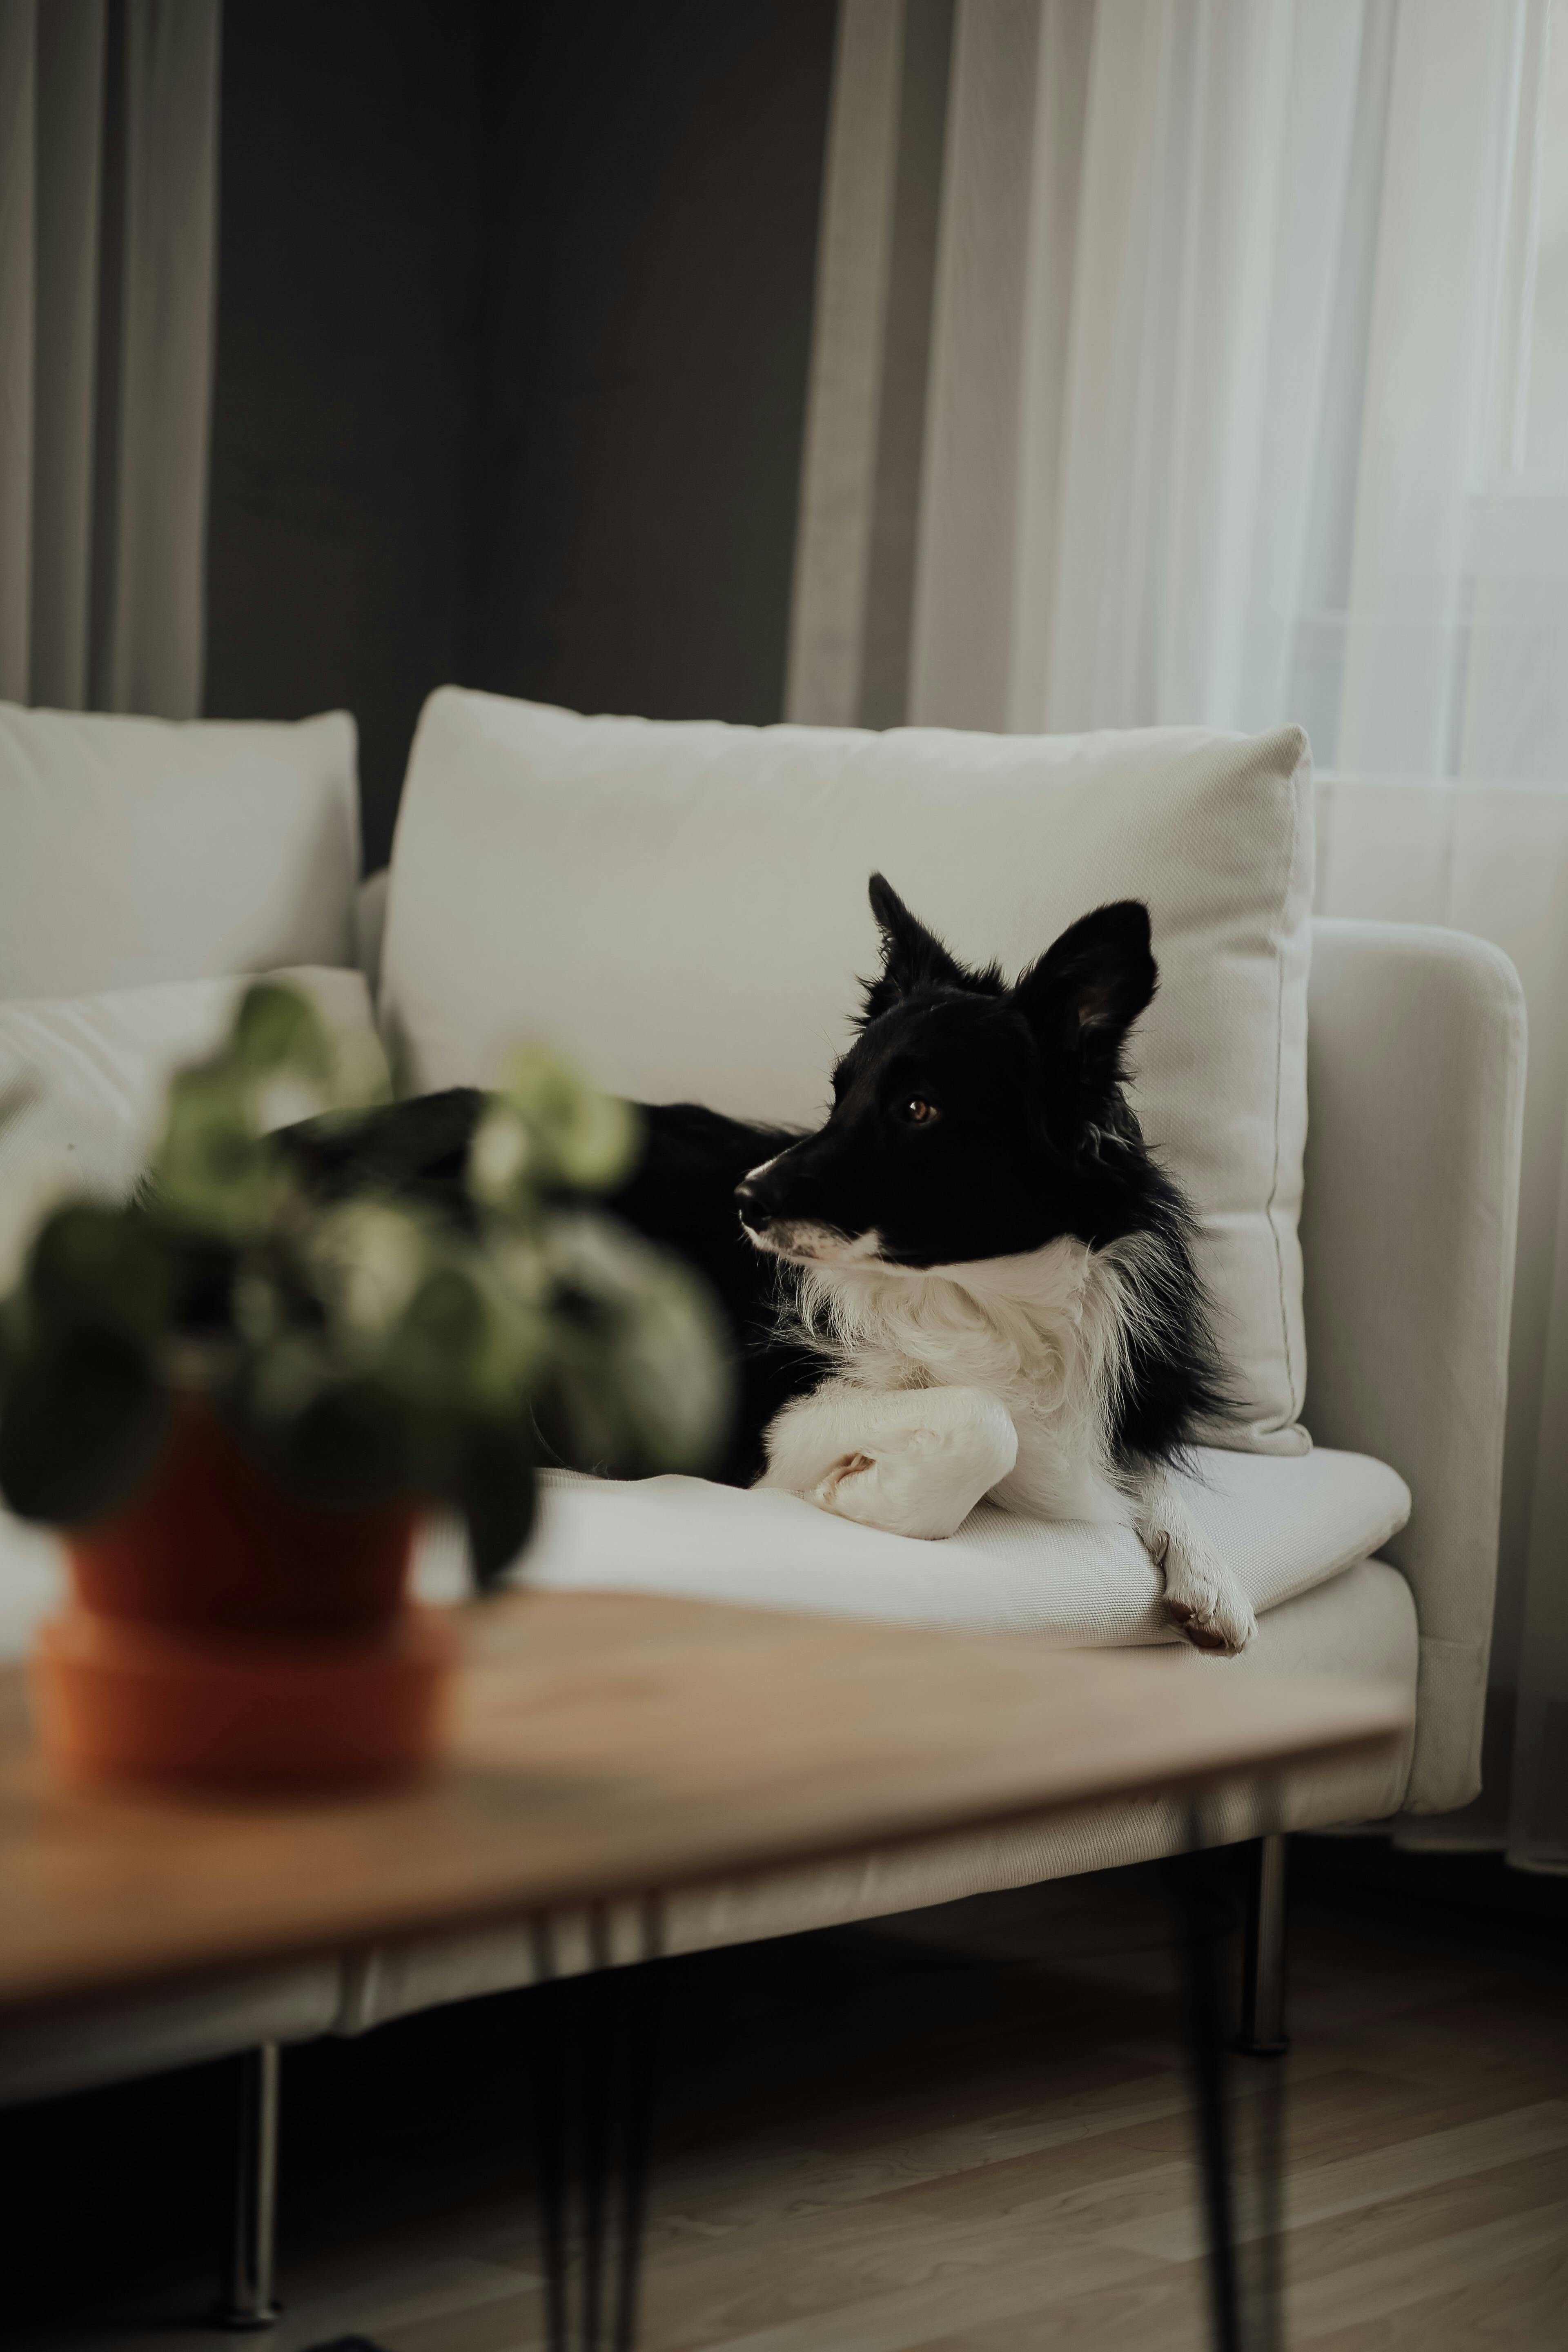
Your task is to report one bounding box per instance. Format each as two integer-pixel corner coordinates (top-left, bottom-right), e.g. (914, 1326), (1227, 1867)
(0, 984), (727, 1785)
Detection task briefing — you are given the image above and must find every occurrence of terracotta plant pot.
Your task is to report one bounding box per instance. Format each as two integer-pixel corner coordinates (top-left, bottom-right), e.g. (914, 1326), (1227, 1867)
(31, 1398), (455, 1789)
(68, 1399), (418, 1635)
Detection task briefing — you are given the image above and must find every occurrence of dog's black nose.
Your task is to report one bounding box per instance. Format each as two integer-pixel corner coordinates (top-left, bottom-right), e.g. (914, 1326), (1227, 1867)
(735, 1160), (780, 1221)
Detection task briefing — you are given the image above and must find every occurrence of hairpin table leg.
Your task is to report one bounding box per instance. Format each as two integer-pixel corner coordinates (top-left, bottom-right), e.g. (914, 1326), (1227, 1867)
(1175, 1843), (1243, 2352)
(1172, 1816), (1286, 2352)
(1237, 1833), (1290, 2057)
(611, 1912), (663, 2352)
(524, 1902), (664, 2352)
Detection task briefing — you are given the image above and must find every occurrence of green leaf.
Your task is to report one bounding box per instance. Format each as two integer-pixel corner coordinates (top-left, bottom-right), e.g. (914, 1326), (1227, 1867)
(394, 1264), (488, 1381)
(163, 1230), (245, 1336)
(479, 1049), (640, 1199)
(25, 1203), (171, 1339)
(154, 1070), (280, 1240)
(381, 1261), (543, 1414)
(302, 1198), (437, 1343)
(528, 1210), (730, 1474)
(610, 1261), (733, 1472)
(249, 1375), (414, 1511)
(0, 1326), (169, 1526)
(533, 1352), (633, 1477)
(452, 1417), (538, 1590)
(231, 983), (332, 1079)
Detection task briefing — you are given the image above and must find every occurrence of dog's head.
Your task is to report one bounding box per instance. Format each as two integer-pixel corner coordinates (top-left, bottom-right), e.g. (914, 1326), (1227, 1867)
(735, 875), (1158, 1270)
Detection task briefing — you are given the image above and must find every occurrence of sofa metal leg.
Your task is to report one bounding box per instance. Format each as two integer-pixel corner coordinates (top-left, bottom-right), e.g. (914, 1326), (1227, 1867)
(1237, 1833), (1289, 2057)
(213, 2042), (282, 2330)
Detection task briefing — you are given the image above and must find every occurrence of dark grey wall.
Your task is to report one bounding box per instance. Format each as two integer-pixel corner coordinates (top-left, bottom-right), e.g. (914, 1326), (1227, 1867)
(204, 1), (837, 870)
(203, 2), (488, 870)
(466, 4), (838, 731)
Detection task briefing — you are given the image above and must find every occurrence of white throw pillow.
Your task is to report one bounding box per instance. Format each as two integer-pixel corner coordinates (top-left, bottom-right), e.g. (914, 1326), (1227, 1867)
(381, 691), (1314, 1452)
(0, 704), (360, 1000)
(0, 967), (386, 1287)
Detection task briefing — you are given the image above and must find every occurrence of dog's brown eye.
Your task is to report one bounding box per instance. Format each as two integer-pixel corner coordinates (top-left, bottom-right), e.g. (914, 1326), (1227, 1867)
(903, 1096), (939, 1125)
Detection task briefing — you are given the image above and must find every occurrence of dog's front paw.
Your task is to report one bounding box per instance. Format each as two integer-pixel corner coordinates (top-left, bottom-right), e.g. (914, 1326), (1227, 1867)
(1163, 1591), (1256, 1657)
(1161, 1563), (1256, 1657)
(1136, 1486), (1256, 1657)
(818, 1390), (1018, 1540)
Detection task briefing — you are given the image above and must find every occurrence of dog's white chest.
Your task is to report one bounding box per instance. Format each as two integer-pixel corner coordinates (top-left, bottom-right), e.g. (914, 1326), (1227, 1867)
(827, 1253), (1135, 1530)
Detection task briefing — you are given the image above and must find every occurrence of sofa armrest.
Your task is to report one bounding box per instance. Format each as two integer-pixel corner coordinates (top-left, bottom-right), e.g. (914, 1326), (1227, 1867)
(1302, 919), (1526, 1813)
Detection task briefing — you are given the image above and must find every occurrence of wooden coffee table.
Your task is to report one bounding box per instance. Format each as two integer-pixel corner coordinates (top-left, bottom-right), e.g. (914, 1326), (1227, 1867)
(0, 1591), (1410, 2348)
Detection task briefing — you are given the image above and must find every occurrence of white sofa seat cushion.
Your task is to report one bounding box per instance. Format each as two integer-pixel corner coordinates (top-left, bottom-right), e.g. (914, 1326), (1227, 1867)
(381, 693), (1314, 1452)
(0, 703), (360, 1000)
(0, 1444), (1411, 1668)
(407, 1446), (1410, 1648)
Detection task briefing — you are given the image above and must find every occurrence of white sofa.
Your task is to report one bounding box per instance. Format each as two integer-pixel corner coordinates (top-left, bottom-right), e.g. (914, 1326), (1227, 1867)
(0, 697), (1526, 2121)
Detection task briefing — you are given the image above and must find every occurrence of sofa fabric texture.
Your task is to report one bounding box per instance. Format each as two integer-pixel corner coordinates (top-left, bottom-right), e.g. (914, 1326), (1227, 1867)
(0, 704), (360, 1000)
(381, 691), (1314, 1454)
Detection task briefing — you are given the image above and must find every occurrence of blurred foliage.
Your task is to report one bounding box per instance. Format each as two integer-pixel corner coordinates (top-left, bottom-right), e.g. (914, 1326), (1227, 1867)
(0, 989), (729, 1588)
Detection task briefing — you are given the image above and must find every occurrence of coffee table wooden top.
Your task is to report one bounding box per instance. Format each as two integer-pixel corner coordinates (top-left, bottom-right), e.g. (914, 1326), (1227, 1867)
(0, 1591), (1409, 2016)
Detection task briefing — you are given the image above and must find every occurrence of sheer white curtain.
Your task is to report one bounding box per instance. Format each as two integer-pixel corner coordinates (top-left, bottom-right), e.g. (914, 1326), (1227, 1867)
(0, 0), (221, 720)
(795, 0), (1568, 1864)
(913, 0), (1567, 768)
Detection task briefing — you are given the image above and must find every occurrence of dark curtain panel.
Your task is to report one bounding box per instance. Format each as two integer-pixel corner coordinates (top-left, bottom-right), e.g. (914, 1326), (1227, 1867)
(203, 0), (488, 871)
(466, 2), (837, 733)
(204, 0), (837, 871)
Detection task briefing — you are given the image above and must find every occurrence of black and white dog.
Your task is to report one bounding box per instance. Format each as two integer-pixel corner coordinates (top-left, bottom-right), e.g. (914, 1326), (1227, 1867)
(285, 877), (1255, 1653)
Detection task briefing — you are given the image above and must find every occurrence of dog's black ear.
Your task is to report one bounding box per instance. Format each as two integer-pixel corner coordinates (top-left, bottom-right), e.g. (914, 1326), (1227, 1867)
(1012, 902), (1157, 1085)
(860, 873), (975, 1024)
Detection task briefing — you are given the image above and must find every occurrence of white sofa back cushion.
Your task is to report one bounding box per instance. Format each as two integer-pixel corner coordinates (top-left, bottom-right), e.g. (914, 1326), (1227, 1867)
(0, 705), (360, 1000)
(381, 691), (1314, 1453)
(0, 967), (385, 1287)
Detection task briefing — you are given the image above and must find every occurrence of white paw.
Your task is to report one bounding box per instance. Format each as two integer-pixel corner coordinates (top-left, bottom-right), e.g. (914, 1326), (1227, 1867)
(815, 1390), (1018, 1541)
(1159, 1535), (1256, 1657)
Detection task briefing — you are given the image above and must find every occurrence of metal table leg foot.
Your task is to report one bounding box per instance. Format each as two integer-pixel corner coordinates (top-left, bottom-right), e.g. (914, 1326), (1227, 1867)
(212, 2042), (282, 2331)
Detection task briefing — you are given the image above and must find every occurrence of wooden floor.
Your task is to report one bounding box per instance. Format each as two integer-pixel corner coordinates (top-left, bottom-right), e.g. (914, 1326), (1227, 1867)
(13, 1848), (1568, 2351)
